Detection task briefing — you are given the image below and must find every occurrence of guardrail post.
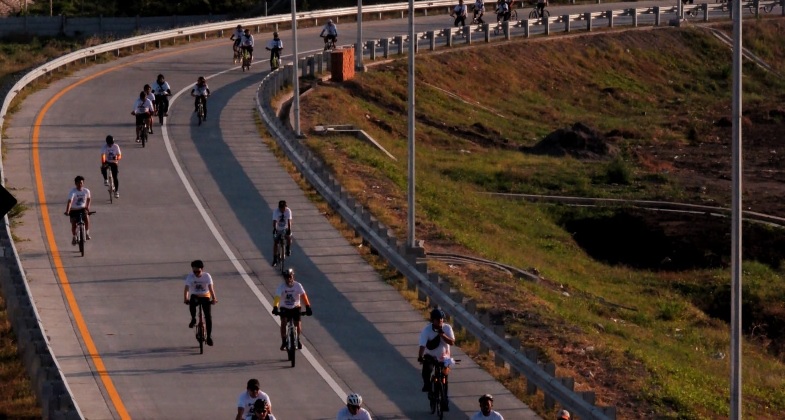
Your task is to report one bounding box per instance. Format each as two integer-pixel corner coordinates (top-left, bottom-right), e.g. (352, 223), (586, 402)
(543, 17), (549, 35)
(446, 29), (453, 47)
(428, 30), (436, 50)
(543, 362), (557, 409)
(524, 348), (539, 394)
(781, 0), (784, 16)
(631, 8), (638, 27)
(316, 54), (323, 73)
(463, 26), (471, 44)
(608, 10), (614, 27)
(564, 15), (570, 32)
(654, 6), (661, 25)
(524, 19), (530, 37)
(493, 325), (506, 367)
(382, 38), (390, 58)
(585, 12), (592, 31)
(483, 23), (491, 42)
(479, 313), (491, 354)
(508, 337), (522, 377)
(366, 40), (376, 60)
(601, 406), (617, 419)
(298, 57), (305, 78)
(395, 35), (404, 55)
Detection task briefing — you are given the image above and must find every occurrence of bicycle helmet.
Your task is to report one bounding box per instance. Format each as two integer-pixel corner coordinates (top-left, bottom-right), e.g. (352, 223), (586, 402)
(105, 135), (114, 145)
(430, 308), (445, 320)
(346, 393), (362, 406)
(557, 409), (571, 420)
(479, 394), (494, 403)
(327, 19), (333, 24)
(284, 268), (294, 279)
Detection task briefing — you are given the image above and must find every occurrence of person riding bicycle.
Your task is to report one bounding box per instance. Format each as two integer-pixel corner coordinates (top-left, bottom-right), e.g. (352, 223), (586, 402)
(473, 0), (486, 24)
(190, 76), (211, 121)
(131, 90), (154, 142)
(272, 200), (292, 266)
(240, 28), (255, 63)
(418, 308), (456, 411)
(251, 398), (276, 420)
(236, 378), (273, 420)
(230, 24), (244, 59)
(451, 0), (469, 27)
(536, 0), (547, 19)
(142, 84), (156, 134)
(495, 0), (510, 22)
(64, 175), (91, 244)
(152, 74), (172, 123)
(271, 268), (312, 351)
(471, 394), (505, 420)
(336, 393), (372, 420)
(100, 135), (121, 199)
(183, 259), (217, 346)
(266, 32), (283, 70)
(320, 19), (338, 47)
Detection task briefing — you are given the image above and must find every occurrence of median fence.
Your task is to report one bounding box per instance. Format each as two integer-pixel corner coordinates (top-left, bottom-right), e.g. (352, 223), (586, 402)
(2, 1), (783, 418)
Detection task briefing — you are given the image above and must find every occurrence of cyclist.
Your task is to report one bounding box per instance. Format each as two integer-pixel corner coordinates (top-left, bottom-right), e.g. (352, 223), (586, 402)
(557, 409), (570, 420)
(64, 175), (91, 244)
(236, 378), (273, 420)
(152, 74), (172, 124)
(451, 0), (469, 27)
(471, 394), (505, 420)
(230, 24), (244, 61)
(100, 135), (121, 199)
(495, 0), (510, 22)
(265, 32), (283, 70)
(240, 28), (255, 64)
(271, 268), (312, 351)
(336, 393), (371, 420)
(320, 19), (338, 48)
(473, 0), (485, 24)
(251, 398), (276, 420)
(536, 0), (547, 19)
(190, 76), (211, 121)
(272, 200), (292, 266)
(142, 84), (156, 134)
(183, 259), (217, 346)
(131, 90), (154, 142)
(417, 308), (456, 410)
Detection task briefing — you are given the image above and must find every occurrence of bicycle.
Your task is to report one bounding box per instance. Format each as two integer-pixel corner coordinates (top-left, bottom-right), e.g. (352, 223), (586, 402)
(273, 230), (288, 275)
(270, 49), (281, 71)
(233, 43), (242, 64)
(104, 164), (115, 203)
(322, 35), (337, 51)
(67, 210), (96, 257)
(281, 309), (306, 367)
(425, 356), (459, 419)
(195, 96), (206, 126)
(136, 118), (148, 148)
(194, 299), (206, 354)
(155, 95), (170, 126)
(529, 6), (550, 19)
(241, 48), (251, 72)
(509, 1), (518, 20)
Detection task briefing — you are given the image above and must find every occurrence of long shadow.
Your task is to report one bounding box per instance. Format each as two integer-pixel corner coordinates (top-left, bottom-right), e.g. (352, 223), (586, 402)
(180, 73), (457, 418)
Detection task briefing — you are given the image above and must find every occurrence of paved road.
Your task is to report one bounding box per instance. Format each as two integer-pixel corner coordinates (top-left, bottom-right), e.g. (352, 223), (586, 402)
(1, 9), (592, 420)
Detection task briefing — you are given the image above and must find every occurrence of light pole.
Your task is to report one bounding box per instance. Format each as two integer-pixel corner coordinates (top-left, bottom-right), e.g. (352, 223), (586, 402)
(291, 0), (301, 136)
(356, 0), (364, 70)
(730, 0), (743, 417)
(406, 0), (415, 248)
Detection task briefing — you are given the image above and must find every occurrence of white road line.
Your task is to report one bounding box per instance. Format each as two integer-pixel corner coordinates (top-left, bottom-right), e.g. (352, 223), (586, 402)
(161, 68), (348, 404)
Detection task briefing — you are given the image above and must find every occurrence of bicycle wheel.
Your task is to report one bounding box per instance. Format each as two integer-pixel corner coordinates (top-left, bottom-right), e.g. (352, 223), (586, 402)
(543, 9), (550, 18)
(78, 224), (85, 257)
(510, 9), (518, 20)
(108, 175), (113, 204)
(287, 324), (296, 367)
(528, 9), (538, 18)
(197, 324), (204, 354)
(141, 126), (147, 148)
(434, 382), (444, 419)
(197, 104), (204, 126)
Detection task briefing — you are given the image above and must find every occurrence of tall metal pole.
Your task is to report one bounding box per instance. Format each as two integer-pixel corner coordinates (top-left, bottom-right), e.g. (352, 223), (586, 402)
(291, 0), (301, 136)
(406, 0), (415, 248)
(357, 0), (364, 70)
(730, 0), (743, 417)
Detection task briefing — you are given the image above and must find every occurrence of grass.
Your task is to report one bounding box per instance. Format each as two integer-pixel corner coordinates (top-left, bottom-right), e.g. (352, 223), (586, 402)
(296, 20), (785, 419)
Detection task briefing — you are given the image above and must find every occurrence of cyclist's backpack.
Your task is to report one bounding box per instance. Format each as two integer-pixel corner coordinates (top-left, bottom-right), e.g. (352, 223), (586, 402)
(426, 334), (441, 350)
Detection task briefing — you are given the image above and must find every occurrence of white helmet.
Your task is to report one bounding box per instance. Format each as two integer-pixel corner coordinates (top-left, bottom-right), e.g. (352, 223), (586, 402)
(347, 393), (362, 406)
(327, 19), (333, 24)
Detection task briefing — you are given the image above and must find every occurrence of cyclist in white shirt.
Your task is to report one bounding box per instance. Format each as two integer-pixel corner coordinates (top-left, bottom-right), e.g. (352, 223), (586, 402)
(265, 32), (283, 70)
(240, 28), (255, 63)
(272, 268), (312, 350)
(100, 135), (121, 199)
(236, 378), (273, 420)
(64, 175), (91, 244)
(152, 74), (171, 124)
(271, 200), (292, 266)
(183, 259), (217, 346)
(451, 0), (469, 27)
(336, 393), (372, 420)
(473, 0), (485, 24)
(142, 84), (156, 134)
(418, 307), (456, 410)
(230, 24), (244, 60)
(471, 394), (505, 420)
(495, 0), (510, 22)
(131, 90), (154, 142)
(190, 76), (211, 120)
(320, 19), (338, 46)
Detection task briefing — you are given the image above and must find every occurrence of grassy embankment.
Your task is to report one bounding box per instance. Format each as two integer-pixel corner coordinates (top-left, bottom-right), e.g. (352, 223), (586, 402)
(293, 19), (785, 419)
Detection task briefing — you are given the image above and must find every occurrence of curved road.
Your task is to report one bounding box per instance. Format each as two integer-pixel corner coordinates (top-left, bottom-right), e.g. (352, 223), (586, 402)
(4, 1), (705, 418)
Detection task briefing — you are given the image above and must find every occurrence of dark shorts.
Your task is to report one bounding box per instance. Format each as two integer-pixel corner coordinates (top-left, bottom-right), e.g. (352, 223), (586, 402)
(135, 113), (148, 126)
(69, 209), (87, 224)
(279, 307), (302, 321)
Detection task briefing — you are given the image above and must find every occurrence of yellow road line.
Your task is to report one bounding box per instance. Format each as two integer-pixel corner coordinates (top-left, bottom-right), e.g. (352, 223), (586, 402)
(31, 41), (221, 420)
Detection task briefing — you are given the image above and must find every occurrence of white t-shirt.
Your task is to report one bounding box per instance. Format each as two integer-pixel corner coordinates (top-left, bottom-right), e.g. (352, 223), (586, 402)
(275, 281), (306, 309)
(418, 323), (455, 361)
(132, 97), (154, 114)
(336, 406), (372, 420)
(267, 39), (283, 50)
(101, 144), (121, 164)
(67, 187), (91, 210)
(471, 410), (504, 420)
(241, 33), (254, 47)
(192, 83), (210, 97)
(232, 28), (244, 40)
(184, 272), (213, 298)
(322, 23), (338, 37)
(236, 391), (271, 420)
(145, 92), (156, 106)
(272, 207), (292, 231)
(153, 80), (171, 96)
(454, 4), (468, 15)
(475, 0), (485, 11)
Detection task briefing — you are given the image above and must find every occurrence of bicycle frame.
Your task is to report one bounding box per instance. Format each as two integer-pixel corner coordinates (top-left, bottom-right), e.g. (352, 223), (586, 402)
(195, 302), (206, 354)
(106, 166), (115, 203)
(274, 231), (287, 274)
(427, 358), (451, 419)
(196, 97), (206, 125)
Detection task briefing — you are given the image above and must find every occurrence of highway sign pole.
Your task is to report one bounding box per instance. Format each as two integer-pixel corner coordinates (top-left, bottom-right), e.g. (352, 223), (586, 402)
(291, 0), (301, 136)
(407, 0), (415, 248)
(357, 0), (364, 70)
(730, 0), (743, 417)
